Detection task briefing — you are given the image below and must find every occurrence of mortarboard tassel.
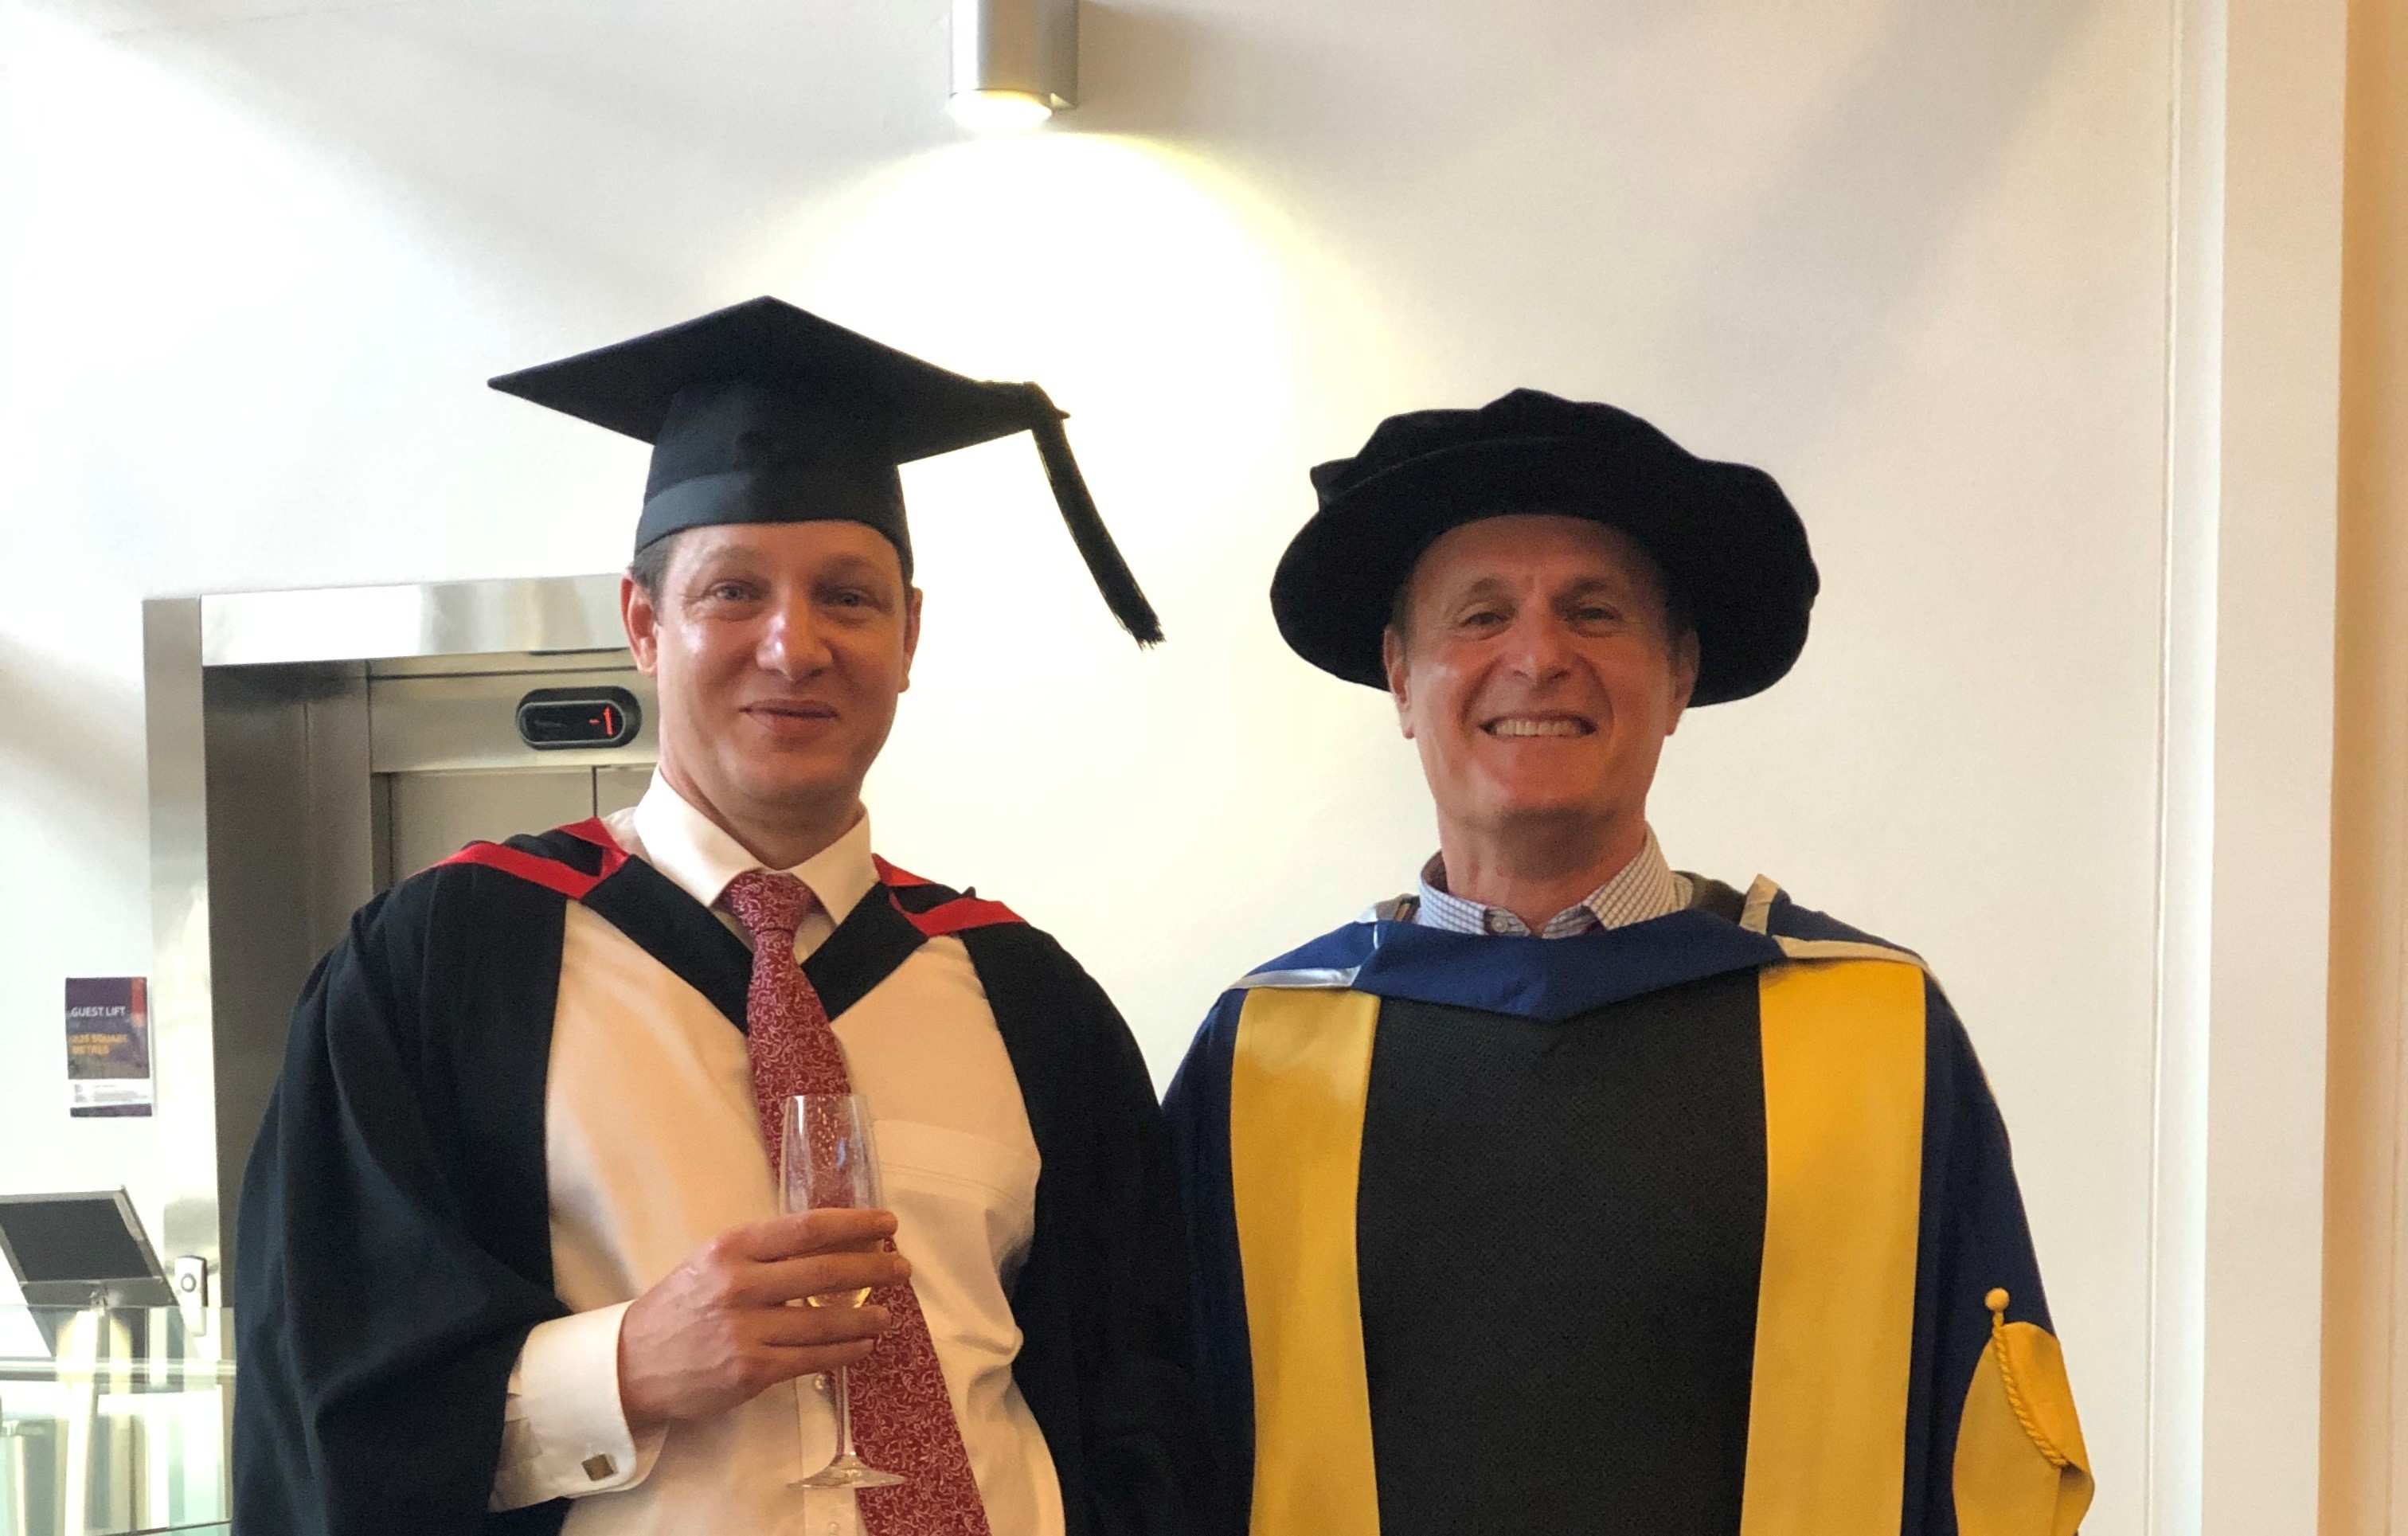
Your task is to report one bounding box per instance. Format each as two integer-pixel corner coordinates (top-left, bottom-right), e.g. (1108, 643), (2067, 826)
(1015, 385), (1165, 647)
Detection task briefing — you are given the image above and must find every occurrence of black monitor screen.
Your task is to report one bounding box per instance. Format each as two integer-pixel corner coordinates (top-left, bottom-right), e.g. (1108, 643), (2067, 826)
(0, 1197), (153, 1283)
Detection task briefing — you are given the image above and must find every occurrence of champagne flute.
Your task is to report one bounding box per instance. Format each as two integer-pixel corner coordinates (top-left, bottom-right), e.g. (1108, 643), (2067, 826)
(781, 1092), (905, 1491)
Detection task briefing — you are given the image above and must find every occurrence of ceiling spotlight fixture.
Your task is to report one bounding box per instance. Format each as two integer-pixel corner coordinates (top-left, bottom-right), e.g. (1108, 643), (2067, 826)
(950, 0), (1075, 131)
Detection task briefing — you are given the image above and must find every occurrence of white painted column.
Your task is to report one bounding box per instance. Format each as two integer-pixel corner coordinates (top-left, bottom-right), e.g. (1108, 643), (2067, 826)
(2153, 0), (2349, 1530)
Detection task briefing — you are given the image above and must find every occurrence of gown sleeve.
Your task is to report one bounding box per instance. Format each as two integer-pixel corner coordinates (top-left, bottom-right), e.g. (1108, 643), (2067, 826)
(1909, 981), (2094, 1536)
(232, 870), (573, 1536)
(1063, 942), (1225, 1536)
(968, 924), (1225, 1536)
(1161, 991), (1252, 1536)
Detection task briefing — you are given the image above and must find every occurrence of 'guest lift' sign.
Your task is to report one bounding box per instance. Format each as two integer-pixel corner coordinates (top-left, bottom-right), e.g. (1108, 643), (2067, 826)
(64, 976), (152, 1118)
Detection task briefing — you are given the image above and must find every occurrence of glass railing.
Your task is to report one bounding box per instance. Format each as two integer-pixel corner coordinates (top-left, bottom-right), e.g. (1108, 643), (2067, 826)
(0, 1307), (232, 1536)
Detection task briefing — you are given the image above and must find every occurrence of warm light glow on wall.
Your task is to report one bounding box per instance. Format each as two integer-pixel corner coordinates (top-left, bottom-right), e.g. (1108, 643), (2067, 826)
(739, 131), (1402, 486)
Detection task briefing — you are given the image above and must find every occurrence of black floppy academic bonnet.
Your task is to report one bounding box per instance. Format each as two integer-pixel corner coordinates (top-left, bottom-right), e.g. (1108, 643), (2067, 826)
(490, 296), (1163, 645)
(1268, 389), (1816, 704)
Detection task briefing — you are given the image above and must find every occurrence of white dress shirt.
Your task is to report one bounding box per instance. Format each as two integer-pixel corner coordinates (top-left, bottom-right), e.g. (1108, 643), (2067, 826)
(489, 774), (1066, 1536)
(1410, 826), (1693, 936)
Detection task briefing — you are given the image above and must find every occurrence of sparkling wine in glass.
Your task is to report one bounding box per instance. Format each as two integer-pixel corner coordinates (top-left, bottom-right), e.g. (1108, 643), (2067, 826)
(781, 1092), (904, 1491)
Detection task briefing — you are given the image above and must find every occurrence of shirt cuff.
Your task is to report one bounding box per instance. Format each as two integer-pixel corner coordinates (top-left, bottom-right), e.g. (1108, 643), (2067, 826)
(490, 1303), (666, 1510)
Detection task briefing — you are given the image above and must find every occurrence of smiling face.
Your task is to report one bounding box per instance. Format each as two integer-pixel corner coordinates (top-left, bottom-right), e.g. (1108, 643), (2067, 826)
(623, 520), (920, 858)
(1384, 514), (1698, 863)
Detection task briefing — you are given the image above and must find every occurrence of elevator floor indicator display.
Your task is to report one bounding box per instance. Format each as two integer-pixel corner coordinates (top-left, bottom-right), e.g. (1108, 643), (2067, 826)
(517, 686), (643, 749)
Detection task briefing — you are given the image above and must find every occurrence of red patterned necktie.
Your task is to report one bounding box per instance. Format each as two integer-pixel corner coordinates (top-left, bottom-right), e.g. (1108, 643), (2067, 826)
(722, 869), (995, 1536)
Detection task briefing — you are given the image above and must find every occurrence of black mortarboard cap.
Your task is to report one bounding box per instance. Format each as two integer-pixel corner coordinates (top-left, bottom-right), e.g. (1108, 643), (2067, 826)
(489, 296), (1162, 645)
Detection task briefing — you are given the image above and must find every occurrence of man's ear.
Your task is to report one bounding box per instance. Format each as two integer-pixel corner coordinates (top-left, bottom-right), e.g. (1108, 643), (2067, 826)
(1382, 625), (1417, 740)
(622, 575), (660, 675)
(1663, 626), (1702, 735)
(899, 587), (924, 693)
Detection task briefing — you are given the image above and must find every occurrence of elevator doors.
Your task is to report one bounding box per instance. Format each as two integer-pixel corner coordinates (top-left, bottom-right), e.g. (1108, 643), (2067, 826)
(191, 645), (659, 1269)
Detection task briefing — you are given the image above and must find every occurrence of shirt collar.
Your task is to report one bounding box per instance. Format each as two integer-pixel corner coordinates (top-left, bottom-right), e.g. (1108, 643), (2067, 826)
(1413, 826), (1691, 937)
(628, 771), (881, 924)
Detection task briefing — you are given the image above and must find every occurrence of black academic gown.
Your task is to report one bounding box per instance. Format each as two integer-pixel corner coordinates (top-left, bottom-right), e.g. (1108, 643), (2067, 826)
(233, 825), (1210, 1536)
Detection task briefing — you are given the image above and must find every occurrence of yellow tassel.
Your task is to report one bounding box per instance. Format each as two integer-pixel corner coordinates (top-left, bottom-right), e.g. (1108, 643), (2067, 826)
(1986, 1289), (2071, 1470)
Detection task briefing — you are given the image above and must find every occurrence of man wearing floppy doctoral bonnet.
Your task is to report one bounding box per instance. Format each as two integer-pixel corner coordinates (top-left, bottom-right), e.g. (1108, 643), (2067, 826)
(1169, 389), (2094, 1536)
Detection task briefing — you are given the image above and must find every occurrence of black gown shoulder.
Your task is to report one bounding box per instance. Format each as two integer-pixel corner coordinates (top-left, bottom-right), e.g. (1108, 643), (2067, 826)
(961, 920), (1222, 1536)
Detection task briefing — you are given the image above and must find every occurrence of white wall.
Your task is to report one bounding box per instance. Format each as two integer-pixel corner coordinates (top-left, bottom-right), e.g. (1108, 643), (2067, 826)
(0, 0), (2285, 1527)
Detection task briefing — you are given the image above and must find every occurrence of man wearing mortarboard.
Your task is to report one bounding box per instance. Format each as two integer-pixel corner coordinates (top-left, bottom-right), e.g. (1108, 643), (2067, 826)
(1166, 391), (2094, 1536)
(233, 298), (1211, 1536)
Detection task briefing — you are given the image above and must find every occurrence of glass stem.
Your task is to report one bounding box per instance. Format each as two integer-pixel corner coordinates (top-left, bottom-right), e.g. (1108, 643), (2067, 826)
(832, 1364), (858, 1464)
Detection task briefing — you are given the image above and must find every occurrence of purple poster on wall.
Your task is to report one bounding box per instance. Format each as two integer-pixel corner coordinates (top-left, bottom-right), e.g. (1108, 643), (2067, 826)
(64, 976), (152, 1118)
